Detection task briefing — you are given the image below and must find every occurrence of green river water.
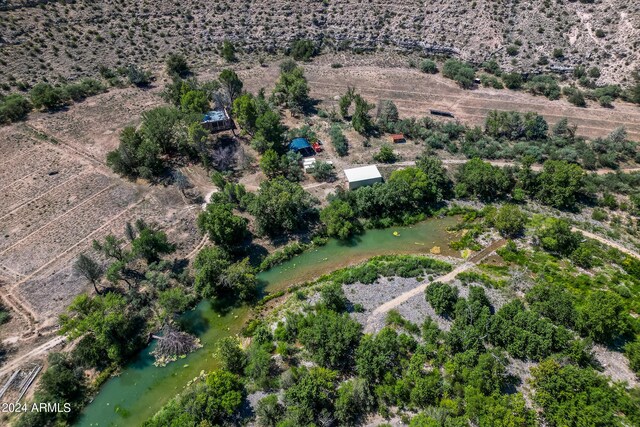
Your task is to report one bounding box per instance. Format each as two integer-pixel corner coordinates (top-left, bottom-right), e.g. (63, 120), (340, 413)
(76, 216), (460, 427)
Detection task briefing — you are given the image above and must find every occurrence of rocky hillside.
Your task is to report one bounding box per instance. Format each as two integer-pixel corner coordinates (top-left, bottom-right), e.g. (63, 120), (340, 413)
(1, 0), (638, 87)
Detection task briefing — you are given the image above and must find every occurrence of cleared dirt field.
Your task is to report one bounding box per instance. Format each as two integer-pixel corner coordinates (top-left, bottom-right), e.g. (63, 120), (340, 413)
(0, 88), (203, 362)
(237, 64), (640, 141)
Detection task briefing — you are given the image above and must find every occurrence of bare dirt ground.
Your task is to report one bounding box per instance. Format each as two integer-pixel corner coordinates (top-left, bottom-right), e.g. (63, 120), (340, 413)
(234, 63), (640, 141)
(0, 88), (206, 376)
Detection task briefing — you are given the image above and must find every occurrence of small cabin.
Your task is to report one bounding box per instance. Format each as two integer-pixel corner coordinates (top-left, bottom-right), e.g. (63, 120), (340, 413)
(344, 165), (383, 190)
(390, 134), (406, 144)
(288, 138), (316, 157)
(202, 109), (233, 132)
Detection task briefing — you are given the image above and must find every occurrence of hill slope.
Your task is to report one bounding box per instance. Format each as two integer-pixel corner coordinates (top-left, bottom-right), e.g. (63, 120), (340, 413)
(0, 0), (639, 86)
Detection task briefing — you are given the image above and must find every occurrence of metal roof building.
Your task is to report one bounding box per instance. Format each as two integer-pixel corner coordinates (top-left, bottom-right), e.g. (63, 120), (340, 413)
(201, 109), (233, 132)
(344, 165), (383, 190)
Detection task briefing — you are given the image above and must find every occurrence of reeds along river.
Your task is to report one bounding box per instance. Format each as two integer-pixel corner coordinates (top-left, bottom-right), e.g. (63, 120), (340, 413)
(75, 215), (460, 427)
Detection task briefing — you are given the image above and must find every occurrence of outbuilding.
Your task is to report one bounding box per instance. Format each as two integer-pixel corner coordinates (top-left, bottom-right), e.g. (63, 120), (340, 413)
(344, 165), (383, 190)
(202, 109), (233, 132)
(390, 134), (406, 144)
(288, 138), (316, 157)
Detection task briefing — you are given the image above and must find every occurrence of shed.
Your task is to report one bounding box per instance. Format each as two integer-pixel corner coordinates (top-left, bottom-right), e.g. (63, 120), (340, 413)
(202, 109), (233, 132)
(344, 165), (383, 190)
(288, 138), (316, 157)
(390, 134), (406, 144)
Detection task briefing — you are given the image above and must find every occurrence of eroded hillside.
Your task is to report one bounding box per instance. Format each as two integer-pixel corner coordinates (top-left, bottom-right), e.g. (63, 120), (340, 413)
(1, 0), (638, 87)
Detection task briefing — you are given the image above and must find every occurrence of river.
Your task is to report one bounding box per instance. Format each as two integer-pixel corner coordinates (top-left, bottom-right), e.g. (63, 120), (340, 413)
(75, 215), (460, 426)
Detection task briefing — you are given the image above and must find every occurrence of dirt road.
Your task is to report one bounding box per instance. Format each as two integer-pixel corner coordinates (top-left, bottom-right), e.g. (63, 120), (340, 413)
(575, 228), (640, 260)
(0, 336), (65, 378)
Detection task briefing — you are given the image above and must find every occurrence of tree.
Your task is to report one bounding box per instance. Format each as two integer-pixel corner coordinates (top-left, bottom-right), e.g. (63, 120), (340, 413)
(455, 158), (512, 201)
(272, 65), (310, 114)
(329, 124), (349, 156)
(221, 40), (236, 62)
(249, 178), (317, 237)
(192, 247), (231, 299)
(180, 90), (209, 113)
(442, 59), (476, 89)
(535, 218), (581, 256)
(416, 153), (452, 202)
(425, 282), (459, 316)
(219, 69), (243, 103)
(220, 258), (258, 301)
(197, 202), (248, 249)
(232, 93), (258, 133)
(576, 291), (630, 344)
(73, 254), (104, 295)
(217, 336), (246, 375)
(339, 87), (355, 118)
(387, 167), (438, 210)
(493, 204), (527, 237)
(0, 94), (32, 124)
(260, 149), (282, 178)
(127, 64), (152, 87)
(30, 83), (68, 110)
(298, 310), (362, 370)
(320, 282), (348, 312)
(321, 200), (360, 239)
(373, 144), (397, 163)
(140, 106), (182, 154)
(502, 72), (523, 89)
(253, 109), (286, 153)
(165, 53), (190, 78)
(376, 100), (399, 132)
(283, 367), (337, 426)
(60, 292), (145, 364)
(355, 327), (413, 383)
(536, 160), (585, 210)
(352, 95), (374, 135)
(131, 227), (175, 264)
(256, 394), (285, 427)
(309, 160), (336, 182)
(144, 370), (245, 426)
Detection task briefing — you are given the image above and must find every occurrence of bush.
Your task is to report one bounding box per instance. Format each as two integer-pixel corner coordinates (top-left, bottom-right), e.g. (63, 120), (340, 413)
(127, 64), (152, 87)
(419, 59), (438, 74)
(329, 124), (348, 156)
(502, 72), (523, 90)
(290, 39), (317, 61)
(30, 83), (68, 110)
(221, 40), (236, 62)
(373, 144), (398, 163)
(425, 282), (459, 316)
(165, 53), (190, 77)
(442, 59), (476, 89)
(493, 204), (527, 237)
(0, 93), (31, 124)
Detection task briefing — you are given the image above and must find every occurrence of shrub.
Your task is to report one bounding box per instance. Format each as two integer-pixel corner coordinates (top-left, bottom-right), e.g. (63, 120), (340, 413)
(425, 282), (458, 316)
(419, 59), (438, 74)
(373, 144), (397, 163)
(0, 93), (31, 124)
(290, 39), (317, 61)
(329, 124), (349, 157)
(442, 59), (476, 89)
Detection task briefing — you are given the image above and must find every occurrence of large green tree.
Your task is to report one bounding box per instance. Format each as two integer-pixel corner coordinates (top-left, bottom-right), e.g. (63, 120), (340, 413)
(536, 160), (585, 210)
(249, 178), (317, 237)
(197, 202), (249, 250)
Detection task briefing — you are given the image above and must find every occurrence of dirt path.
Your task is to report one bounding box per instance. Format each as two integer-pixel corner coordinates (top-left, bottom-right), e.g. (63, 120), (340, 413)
(0, 336), (65, 378)
(364, 239), (506, 332)
(574, 228), (640, 260)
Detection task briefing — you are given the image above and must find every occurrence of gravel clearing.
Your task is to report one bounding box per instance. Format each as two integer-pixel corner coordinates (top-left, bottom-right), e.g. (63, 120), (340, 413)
(345, 274), (511, 335)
